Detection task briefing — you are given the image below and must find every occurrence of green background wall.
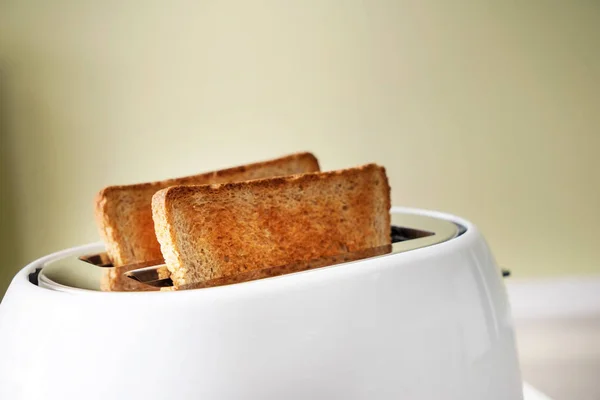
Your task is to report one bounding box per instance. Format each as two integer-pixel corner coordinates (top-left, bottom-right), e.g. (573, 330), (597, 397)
(1, 1), (598, 298)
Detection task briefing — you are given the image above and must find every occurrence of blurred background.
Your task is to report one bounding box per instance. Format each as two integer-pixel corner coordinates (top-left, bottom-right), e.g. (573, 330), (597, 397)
(0, 1), (599, 299)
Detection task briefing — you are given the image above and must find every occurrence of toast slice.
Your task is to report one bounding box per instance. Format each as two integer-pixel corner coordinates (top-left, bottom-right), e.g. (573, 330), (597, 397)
(159, 244), (392, 291)
(95, 152), (319, 291)
(152, 164), (391, 288)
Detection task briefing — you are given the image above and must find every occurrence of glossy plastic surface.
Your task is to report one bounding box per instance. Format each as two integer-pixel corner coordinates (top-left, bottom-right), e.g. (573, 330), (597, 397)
(0, 207), (523, 399)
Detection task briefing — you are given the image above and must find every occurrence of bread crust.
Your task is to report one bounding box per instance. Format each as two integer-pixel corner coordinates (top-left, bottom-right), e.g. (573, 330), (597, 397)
(95, 152), (320, 291)
(152, 164), (391, 287)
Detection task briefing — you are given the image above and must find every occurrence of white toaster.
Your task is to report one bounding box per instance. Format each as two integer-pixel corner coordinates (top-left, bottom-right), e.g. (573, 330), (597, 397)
(0, 207), (523, 399)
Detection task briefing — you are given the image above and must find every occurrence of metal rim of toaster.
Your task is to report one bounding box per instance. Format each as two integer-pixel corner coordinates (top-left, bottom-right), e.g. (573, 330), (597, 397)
(36, 211), (462, 292)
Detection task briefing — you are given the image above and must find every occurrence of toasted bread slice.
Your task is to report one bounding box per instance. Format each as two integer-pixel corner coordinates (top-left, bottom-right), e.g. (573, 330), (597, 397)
(152, 164), (391, 287)
(95, 152), (319, 291)
(159, 244), (392, 291)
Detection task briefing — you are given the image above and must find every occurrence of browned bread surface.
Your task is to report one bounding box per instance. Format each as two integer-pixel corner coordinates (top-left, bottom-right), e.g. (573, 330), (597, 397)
(152, 164), (391, 287)
(94, 152), (319, 291)
(160, 244), (392, 292)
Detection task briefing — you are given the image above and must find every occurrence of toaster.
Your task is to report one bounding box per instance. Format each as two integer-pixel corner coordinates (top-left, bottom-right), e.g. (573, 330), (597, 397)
(0, 207), (523, 399)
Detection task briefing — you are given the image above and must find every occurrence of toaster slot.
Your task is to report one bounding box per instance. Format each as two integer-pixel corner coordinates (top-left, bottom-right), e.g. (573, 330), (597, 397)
(28, 268), (42, 285)
(391, 226), (433, 243)
(78, 252), (113, 268)
(38, 211), (469, 292)
(124, 265), (173, 287)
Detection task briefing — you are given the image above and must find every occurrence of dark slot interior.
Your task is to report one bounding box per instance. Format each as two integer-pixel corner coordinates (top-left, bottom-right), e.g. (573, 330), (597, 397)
(28, 268), (42, 285)
(79, 253), (112, 268)
(390, 225), (434, 243)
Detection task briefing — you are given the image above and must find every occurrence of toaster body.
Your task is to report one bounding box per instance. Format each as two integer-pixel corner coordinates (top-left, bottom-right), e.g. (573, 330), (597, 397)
(0, 207), (523, 399)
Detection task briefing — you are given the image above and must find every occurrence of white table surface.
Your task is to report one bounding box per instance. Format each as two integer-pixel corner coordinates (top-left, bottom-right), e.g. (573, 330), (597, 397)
(508, 276), (600, 400)
(523, 382), (553, 400)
